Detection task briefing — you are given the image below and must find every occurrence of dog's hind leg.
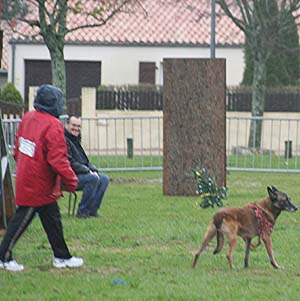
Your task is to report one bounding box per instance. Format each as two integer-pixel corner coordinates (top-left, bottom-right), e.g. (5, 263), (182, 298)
(244, 238), (252, 268)
(192, 221), (216, 268)
(226, 236), (237, 269)
(213, 230), (224, 255)
(222, 224), (238, 269)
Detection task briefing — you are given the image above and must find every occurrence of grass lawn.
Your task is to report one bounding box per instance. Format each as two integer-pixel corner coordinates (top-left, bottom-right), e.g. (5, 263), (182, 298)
(1, 171), (300, 300)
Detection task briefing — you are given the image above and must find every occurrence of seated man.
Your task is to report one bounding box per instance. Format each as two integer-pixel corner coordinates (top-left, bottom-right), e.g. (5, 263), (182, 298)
(64, 115), (109, 218)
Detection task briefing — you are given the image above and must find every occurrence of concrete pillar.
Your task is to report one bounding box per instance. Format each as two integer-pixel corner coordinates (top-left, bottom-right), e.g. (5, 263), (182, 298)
(28, 86), (38, 111)
(81, 87), (96, 118)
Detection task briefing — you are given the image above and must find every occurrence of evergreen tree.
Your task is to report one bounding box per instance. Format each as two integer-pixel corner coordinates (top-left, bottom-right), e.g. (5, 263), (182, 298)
(192, 168), (227, 208)
(277, 10), (300, 86)
(242, 2), (300, 87)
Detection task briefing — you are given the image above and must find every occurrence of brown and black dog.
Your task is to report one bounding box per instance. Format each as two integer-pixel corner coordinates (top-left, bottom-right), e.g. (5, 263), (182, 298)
(192, 186), (297, 269)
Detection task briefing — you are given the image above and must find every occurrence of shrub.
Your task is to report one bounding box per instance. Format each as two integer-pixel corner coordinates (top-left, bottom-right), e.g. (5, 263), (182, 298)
(0, 83), (23, 104)
(192, 168), (227, 208)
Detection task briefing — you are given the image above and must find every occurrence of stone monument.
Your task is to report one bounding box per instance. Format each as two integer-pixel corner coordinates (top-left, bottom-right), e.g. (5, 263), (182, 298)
(163, 58), (226, 195)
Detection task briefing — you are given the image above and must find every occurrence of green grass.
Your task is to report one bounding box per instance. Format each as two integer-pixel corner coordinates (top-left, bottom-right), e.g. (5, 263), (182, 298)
(1, 171), (300, 300)
(89, 155), (163, 169)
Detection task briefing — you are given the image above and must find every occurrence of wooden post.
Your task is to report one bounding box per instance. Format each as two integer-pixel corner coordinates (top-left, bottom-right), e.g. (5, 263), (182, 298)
(0, 113), (16, 231)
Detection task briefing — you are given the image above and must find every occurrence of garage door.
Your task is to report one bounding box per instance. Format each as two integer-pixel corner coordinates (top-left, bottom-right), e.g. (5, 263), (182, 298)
(24, 60), (101, 110)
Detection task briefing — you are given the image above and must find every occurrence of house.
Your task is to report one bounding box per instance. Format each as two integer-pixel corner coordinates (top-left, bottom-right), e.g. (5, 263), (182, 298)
(1, 0), (244, 106)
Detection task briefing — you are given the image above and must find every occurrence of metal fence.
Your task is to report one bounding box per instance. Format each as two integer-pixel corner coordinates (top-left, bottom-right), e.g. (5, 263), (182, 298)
(3, 115), (300, 174)
(226, 116), (300, 173)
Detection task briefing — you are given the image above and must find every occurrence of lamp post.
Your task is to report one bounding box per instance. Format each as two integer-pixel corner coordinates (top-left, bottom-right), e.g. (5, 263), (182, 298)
(210, 0), (216, 58)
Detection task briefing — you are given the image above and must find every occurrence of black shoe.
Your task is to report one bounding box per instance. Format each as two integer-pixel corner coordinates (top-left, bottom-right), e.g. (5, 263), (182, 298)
(89, 212), (100, 218)
(76, 211), (90, 218)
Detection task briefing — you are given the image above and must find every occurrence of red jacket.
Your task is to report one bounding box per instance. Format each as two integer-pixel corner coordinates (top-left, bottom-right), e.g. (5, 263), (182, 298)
(14, 111), (78, 207)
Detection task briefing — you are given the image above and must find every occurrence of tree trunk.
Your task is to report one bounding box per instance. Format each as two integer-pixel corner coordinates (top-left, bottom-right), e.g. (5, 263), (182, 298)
(48, 46), (67, 113)
(248, 56), (266, 150)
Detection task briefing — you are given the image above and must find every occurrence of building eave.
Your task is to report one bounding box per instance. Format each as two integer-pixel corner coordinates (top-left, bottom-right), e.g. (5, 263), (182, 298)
(8, 38), (243, 48)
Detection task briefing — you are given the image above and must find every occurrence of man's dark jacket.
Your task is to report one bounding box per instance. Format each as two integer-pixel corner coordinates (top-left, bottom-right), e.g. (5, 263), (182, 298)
(64, 128), (98, 174)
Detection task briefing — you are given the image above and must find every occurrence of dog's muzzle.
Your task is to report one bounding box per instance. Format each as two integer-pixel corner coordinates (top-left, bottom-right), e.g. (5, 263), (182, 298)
(287, 205), (298, 212)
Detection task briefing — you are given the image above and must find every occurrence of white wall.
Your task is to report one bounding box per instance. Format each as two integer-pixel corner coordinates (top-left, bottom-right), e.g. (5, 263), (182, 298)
(8, 43), (244, 99)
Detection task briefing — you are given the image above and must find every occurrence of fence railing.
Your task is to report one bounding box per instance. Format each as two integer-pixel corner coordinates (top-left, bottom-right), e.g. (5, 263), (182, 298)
(226, 115), (300, 172)
(10, 86), (300, 115)
(3, 115), (300, 174)
(0, 101), (25, 116)
(96, 86), (163, 110)
(93, 85), (300, 112)
(226, 87), (300, 112)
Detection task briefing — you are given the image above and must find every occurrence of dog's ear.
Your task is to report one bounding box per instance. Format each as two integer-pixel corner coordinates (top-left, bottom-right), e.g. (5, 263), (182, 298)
(268, 186), (277, 201)
(271, 186), (278, 192)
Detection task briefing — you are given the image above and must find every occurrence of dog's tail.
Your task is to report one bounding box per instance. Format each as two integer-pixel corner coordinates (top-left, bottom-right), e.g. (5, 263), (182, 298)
(212, 213), (225, 255)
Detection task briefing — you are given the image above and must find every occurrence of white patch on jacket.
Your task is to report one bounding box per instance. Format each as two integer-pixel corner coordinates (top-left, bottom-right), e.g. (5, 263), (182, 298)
(19, 137), (36, 158)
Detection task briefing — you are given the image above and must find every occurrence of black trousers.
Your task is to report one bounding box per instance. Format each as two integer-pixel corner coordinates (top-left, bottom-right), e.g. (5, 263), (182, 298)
(0, 201), (71, 262)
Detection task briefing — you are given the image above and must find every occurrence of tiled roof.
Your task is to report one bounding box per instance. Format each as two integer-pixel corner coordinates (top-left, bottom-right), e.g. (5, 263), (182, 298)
(64, 0), (244, 46)
(2, 0), (244, 68)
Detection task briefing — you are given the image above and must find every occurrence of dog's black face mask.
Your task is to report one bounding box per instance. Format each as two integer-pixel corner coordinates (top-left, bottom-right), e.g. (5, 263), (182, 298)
(267, 186), (298, 212)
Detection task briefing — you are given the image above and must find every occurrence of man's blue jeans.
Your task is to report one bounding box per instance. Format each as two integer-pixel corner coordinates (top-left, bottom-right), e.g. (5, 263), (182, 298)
(76, 172), (109, 216)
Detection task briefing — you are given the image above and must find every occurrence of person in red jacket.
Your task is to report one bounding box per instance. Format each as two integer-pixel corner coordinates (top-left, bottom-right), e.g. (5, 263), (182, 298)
(0, 84), (83, 272)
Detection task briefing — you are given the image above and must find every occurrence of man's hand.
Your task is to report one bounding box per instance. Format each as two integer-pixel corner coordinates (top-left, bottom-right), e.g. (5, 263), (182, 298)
(89, 170), (99, 178)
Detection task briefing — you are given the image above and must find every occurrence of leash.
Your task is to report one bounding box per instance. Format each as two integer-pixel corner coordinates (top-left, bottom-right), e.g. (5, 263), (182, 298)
(248, 204), (273, 236)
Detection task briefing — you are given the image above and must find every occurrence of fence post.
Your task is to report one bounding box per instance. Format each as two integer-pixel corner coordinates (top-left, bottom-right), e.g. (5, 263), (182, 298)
(0, 114), (16, 231)
(127, 138), (133, 158)
(285, 140), (292, 159)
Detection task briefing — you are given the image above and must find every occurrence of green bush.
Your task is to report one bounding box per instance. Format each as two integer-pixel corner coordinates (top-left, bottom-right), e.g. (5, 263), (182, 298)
(0, 83), (23, 104)
(192, 167), (227, 208)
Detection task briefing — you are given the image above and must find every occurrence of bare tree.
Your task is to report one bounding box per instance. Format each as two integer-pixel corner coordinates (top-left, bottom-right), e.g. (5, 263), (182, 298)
(3, 0), (145, 111)
(216, 0), (300, 148)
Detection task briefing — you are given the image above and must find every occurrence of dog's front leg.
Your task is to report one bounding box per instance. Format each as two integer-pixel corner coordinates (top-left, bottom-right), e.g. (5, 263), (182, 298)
(244, 238), (251, 268)
(262, 236), (284, 269)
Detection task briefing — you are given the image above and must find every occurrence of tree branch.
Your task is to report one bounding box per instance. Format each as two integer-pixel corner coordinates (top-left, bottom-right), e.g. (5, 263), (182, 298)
(216, 0), (246, 32)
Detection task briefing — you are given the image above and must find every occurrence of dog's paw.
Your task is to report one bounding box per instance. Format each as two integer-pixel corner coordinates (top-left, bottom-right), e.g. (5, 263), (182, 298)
(273, 264), (285, 270)
(277, 265), (285, 270)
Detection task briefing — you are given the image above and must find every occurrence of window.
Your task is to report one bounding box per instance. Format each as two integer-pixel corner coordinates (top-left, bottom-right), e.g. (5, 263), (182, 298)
(139, 62), (156, 84)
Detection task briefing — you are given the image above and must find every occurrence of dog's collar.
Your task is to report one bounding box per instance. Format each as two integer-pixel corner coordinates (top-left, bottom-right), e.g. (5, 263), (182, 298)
(248, 204), (274, 236)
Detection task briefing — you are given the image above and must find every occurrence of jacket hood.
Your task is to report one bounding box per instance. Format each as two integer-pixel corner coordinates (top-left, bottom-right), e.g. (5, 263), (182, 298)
(33, 84), (63, 118)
